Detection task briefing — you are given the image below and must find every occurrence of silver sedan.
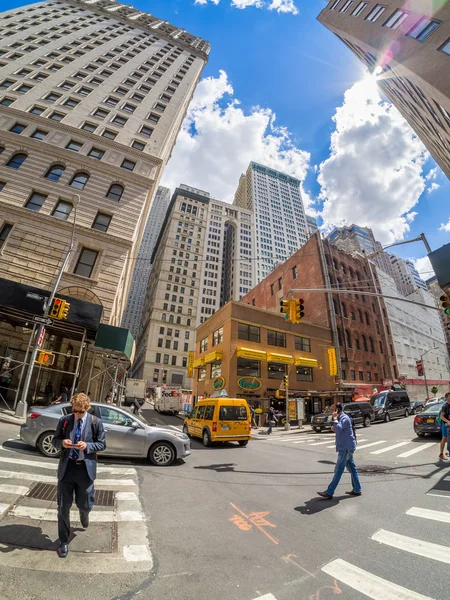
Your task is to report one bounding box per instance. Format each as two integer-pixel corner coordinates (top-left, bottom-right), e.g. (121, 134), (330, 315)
(20, 402), (190, 466)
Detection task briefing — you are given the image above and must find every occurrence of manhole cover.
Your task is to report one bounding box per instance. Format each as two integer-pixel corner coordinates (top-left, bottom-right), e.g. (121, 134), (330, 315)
(27, 483), (115, 507)
(358, 465), (394, 476)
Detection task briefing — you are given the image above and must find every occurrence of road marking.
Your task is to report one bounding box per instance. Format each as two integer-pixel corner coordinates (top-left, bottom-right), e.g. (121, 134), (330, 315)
(0, 503), (9, 517)
(292, 440), (307, 444)
(372, 529), (450, 564)
(116, 491), (138, 501)
(123, 544), (153, 563)
(354, 441), (386, 450)
(397, 445), (432, 458)
(251, 595), (278, 600)
(0, 484), (30, 495)
(322, 558), (434, 600)
(10, 505), (144, 522)
(326, 439), (368, 449)
(0, 469), (136, 486)
(308, 440), (335, 446)
(370, 442), (410, 455)
(0, 455), (136, 476)
(268, 437), (307, 442)
(406, 506), (450, 524)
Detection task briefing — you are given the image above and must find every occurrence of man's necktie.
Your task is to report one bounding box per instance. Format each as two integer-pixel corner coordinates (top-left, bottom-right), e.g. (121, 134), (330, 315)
(70, 418), (82, 460)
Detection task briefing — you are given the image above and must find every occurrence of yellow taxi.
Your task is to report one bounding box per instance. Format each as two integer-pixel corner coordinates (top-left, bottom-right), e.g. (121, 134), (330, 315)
(183, 393), (251, 447)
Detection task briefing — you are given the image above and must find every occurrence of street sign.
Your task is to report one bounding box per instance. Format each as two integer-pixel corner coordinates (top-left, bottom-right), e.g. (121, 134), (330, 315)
(37, 327), (45, 347)
(33, 316), (53, 326)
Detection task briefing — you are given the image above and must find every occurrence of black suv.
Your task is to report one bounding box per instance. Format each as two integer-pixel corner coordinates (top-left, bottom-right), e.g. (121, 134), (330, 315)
(311, 402), (375, 433)
(370, 390), (411, 422)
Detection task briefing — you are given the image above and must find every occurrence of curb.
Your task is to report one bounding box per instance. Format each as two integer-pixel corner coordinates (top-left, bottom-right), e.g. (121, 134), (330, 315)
(0, 414), (25, 426)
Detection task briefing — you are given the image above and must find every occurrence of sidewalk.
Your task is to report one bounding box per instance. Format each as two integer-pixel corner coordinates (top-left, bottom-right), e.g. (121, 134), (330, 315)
(0, 408), (25, 426)
(254, 424), (313, 436)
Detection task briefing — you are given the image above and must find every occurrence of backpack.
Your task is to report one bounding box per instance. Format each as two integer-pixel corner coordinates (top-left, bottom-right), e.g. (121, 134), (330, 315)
(436, 410), (442, 426)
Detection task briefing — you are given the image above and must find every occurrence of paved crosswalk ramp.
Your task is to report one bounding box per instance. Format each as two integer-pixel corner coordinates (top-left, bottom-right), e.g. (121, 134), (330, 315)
(0, 444), (152, 573)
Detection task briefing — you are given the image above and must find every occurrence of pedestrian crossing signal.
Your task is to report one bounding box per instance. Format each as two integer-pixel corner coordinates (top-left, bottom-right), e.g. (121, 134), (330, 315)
(36, 351), (55, 366)
(440, 294), (450, 315)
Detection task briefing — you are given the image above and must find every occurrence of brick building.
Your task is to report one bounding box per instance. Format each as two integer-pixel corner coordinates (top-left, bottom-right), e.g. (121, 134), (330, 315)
(242, 233), (399, 398)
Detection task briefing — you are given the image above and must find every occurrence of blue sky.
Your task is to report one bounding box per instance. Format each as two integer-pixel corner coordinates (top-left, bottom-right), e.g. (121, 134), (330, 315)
(4, 0), (449, 276)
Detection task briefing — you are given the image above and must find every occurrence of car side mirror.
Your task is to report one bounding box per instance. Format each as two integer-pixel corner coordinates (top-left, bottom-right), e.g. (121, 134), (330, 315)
(131, 421), (141, 429)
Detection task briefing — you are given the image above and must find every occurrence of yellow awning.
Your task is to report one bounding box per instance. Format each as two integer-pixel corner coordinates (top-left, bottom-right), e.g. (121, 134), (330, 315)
(295, 357), (319, 368)
(192, 358), (204, 369)
(267, 353), (293, 364)
(236, 347), (267, 360)
(204, 350), (222, 364)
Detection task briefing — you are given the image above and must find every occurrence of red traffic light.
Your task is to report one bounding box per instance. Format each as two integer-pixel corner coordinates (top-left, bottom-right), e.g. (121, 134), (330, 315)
(299, 298), (304, 304)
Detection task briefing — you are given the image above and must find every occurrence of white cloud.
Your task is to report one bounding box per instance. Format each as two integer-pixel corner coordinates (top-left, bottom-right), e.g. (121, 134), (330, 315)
(439, 218), (450, 232)
(268, 0), (299, 14)
(161, 70), (311, 206)
(427, 182), (440, 194)
(415, 256), (435, 279)
(232, 0), (263, 8)
(318, 78), (429, 244)
(195, 0), (299, 13)
(194, 0), (220, 4)
(425, 167), (438, 181)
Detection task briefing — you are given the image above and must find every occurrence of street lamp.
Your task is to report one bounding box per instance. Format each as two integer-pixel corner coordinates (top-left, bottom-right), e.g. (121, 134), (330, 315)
(419, 346), (439, 400)
(15, 195), (81, 417)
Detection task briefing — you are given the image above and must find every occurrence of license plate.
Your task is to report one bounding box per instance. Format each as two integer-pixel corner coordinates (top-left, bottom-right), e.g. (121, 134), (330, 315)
(222, 426), (229, 431)
(427, 419), (434, 423)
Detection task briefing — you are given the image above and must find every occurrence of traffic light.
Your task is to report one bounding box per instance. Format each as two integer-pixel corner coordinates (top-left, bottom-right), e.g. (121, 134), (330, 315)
(440, 294), (450, 315)
(293, 298), (305, 323)
(416, 360), (424, 377)
(280, 299), (290, 320)
(283, 375), (289, 388)
(50, 298), (62, 318)
(36, 351), (55, 366)
(58, 300), (70, 320)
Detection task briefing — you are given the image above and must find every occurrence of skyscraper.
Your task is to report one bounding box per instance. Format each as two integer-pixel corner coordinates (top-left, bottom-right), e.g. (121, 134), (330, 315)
(306, 214), (319, 238)
(133, 185), (253, 387)
(121, 186), (171, 339)
(233, 162), (308, 283)
(387, 254), (427, 294)
(317, 1), (450, 179)
(0, 0), (209, 325)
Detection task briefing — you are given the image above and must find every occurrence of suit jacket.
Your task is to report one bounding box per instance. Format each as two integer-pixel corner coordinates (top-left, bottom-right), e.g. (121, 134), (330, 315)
(52, 412), (106, 481)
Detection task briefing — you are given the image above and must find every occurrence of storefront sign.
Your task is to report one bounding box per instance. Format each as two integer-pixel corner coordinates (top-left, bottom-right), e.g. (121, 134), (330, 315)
(187, 351), (194, 378)
(267, 353), (293, 364)
(328, 348), (338, 377)
(237, 377), (262, 390)
(213, 376), (225, 391)
(192, 357), (204, 369)
(237, 347), (267, 361)
(288, 400), (297, 421)
(295, 357), (319, 368)
(204, 351), (223, 364)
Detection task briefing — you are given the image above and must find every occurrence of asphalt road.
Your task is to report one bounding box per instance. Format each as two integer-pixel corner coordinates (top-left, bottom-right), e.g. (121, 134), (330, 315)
(0, 410), (448, 600)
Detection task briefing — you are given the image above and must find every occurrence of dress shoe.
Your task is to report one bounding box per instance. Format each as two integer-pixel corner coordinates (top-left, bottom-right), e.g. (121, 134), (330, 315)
(57, 543), (68, 558)
(317, 491), (333, 499)
(345, 490), (362, 497)
(80, 511), (89, 529)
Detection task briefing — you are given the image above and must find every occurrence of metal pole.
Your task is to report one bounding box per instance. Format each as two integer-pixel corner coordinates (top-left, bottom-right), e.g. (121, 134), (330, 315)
(422, 358), (429, 400)
(15, 196), (80, 417)
(70, 329), (86, 397)
(284, 376), (290, 431)
(86, 347), (96, 396)
(13, 324), (37, 410)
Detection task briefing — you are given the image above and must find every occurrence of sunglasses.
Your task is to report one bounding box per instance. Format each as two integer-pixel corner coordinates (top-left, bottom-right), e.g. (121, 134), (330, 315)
(72, 409), (86, 414)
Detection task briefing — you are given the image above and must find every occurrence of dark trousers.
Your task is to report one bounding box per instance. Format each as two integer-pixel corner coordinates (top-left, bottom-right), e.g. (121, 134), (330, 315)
(57, 460), (94, 544)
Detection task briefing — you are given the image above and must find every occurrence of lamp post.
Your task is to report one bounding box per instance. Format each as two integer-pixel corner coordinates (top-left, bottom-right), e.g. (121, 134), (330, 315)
(419, 346), (439, 400)
(15, 195), (80, 417)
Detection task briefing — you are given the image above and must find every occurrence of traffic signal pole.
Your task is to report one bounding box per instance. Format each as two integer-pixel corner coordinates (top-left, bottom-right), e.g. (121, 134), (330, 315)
(285, 375), (290, 431)
(15, 197), (80, 417)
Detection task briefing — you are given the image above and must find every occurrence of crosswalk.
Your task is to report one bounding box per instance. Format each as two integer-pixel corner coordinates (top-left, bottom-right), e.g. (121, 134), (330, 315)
(260, 433), (439, 460)
(0, 440), (152, 573)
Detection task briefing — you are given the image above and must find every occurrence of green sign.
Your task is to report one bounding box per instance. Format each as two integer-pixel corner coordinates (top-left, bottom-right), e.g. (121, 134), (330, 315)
(213, 376), (225, 391)
(237, 377), (262, 390)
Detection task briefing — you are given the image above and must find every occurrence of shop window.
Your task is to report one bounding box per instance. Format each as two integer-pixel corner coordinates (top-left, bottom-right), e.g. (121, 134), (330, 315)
(268, 362), (286, 379)
(212, 326), (223, 346)
(267, 330), (286, 347)
(200, 337), (208, 353)
(295, 336), (310, 352)
(296, 366), (313, 382)
(238, 323), (260, 343)
(211, 362), (221, 378)
(237, 358), (260, 377)
(197, 367), (206, 381)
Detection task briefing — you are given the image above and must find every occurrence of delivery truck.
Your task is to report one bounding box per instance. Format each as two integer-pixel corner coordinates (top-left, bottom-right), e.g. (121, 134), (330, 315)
(123, 378), (146, 407)
(155, 386), (183, 414)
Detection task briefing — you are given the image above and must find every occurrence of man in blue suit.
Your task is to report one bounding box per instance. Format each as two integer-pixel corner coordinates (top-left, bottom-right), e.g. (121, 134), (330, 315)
(52, 392), (106, 558)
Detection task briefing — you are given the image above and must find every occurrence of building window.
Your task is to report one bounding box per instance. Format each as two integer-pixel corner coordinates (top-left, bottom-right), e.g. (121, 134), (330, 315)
(140, 126), (153, 137)
(237, 358), (260, 377)
(197, 366), (206, 381)
(362, 334), (368, 352)
(74, 248), (98, 278)
(296, 366), (313, 382)
(88, 147), (104, 159)
(6, 153), (27, 169)
(369, 337), (375, 352)
(163, 355), (169, 365)
(200, 337), (208, 353)
(295, 336), (310, 352)
(439, 38), (450, 56)
(106, 184), (124, 201)
(345, 329), (352, 348)
(352, 2), (367, 16)
(132, 140), (146, 151)
(267, 330), (286, 347)
(9, 123), (26, 134)
(66, 140), (82, 152)
(341, 369), (346, 380)
(153, 369), (159, 382)
(278, 277), (282, 291)
(112, 115), (127, 127)
(25, 192), (47, 211)
(0, 223), (13, 250)
(238, 323), (260, 342)
(270, 283), (274, 296)
(367, 372), (372, 381)
(292, 265), (298, 279)
(341, 303), (347, 318)
(379, 341), (384, 354)
(211, 361), (222, 378)
(366, 4), (386, 22)
(359, 371), (364, 381)
(407, 17), (441, 42)
(82, 122), (97, 132)
(350, 370), (356, 381)
(268, 362), (287, 379)
(330, 0), (341, 8)
(44, 164), (65, 181)
(49, 111), (65, 121)
(212, 327), (223, 346)
(383, 8), (409, 30)
(102, 129), (117, 140)
(155, 353), (162, 364)
(29, 105), (45, 115)
(365, 312), (370, 325)
(92, 212), (111, 232)
(52, 200), (73, 220)
(340, 1), (354, 13)
(70, 172), (89, 189)
(121, 159), (136, 171)
(31, 129), (47, 140)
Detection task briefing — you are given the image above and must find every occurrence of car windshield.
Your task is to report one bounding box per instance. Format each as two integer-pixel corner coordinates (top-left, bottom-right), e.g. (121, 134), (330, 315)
(371, 393), (386, 407)
(423, 402), (444, 414)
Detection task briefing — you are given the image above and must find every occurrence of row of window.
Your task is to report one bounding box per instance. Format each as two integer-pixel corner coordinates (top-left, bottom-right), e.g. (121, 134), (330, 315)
(236, 322), (311, 352)
(154, 353), (188, 368)
(331, 1), (450, 53)
(199, 358), (313, 383)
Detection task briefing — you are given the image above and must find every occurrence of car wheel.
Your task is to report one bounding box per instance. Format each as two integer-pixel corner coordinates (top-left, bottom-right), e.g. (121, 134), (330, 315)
(384, 413), (391, 423)
(404, 409), (409, 418)
(173, 411), (179, 415)
(149, 442), (175, 466)
(37, 432), (60, 458)
(182, 424), (190, 437)
(202, 429), (211, 447)
(238, 440), (248, 447)
(363, 416), (371, 428)
(313, 427), (321, 433)
(416, 432), (425, 438)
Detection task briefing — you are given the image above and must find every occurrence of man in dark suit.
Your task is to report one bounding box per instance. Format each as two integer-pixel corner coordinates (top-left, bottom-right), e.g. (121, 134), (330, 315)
(52, 392), (106, 558)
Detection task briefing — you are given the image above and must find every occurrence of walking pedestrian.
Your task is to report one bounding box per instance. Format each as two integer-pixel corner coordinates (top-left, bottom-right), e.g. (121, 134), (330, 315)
(317, 403), (362, 500)
(44, 382), (54, 405)
(250, 404), (258, 429)
(52, 385), (69, 405)
(105, 393), (112, 404)
(52, 392), (106, 558)
(439, 392), (450, 460)
(132, 397), (141, 415)
(267, 406), (277, 435)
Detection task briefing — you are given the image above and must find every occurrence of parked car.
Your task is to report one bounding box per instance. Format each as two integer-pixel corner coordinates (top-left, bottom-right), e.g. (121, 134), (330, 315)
(183, 397), (251, 447)
(409, 400), (425, 415)
(311, 402), (375, 433)
(20, 402), (190, 466)
(370, 390), (411, 422)
(413, 401), (445, 437)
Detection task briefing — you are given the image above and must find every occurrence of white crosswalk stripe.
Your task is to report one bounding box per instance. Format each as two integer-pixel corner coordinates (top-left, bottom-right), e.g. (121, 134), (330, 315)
(353, 440), (386, 450)
(372, 529), (450, 564)
(370, 441), (410, 455)
(406, 506), (450, 524)
(397, 445), (432, 458)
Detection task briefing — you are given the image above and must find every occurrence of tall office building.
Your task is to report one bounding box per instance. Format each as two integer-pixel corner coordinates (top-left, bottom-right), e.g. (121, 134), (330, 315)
(306, 214), (319, 238)
(387, 253), (427, 294)
(426, 275), (450, 350)
(121, 185), (171, 339)
(233, 162), (308, 283)
(0, 0), (209, 324)
(133, 185), (253, 387)
(317, 1), (450, 179)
